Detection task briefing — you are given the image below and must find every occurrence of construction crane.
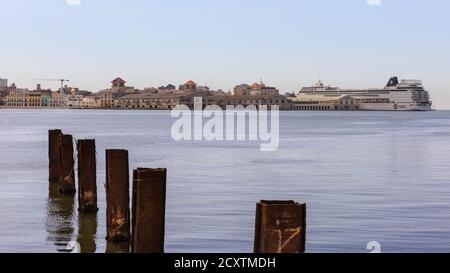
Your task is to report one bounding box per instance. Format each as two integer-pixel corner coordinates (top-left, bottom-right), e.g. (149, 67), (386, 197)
(33, 79), (70, 94)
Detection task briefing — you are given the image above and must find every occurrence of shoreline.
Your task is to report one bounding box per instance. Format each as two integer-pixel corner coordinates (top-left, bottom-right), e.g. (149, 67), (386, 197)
(0, 106), (442, 112)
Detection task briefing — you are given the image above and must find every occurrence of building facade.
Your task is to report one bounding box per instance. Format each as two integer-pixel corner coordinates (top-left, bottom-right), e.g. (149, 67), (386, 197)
(208, 94), (291, 110)
(289, 95), (362, 110)
(98, 77), (138, 108)
(6, 90), (42, 107)
(115, 93), (187, 109)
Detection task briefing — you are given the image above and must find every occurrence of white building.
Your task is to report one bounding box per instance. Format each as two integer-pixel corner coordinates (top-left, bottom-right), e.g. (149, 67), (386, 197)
(63, 95), (100, 108)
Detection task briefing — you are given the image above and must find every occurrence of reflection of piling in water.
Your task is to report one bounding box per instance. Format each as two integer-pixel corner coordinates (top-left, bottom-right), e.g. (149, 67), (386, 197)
(77, 139), (98, 213)
(254, 201), (306, 253)
(106, 241), (130, 253)
(131, 168), (167, 253)
(46, 182), (76, 253)
(48, 129), (62, 183)
(77, 212), (98, 253)
(59, 134), (76, 194)
(105, 149), (130, 242)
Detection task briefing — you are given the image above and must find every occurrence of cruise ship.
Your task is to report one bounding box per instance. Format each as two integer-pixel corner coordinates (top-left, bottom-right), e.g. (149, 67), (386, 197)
(291, 77), (432, 111)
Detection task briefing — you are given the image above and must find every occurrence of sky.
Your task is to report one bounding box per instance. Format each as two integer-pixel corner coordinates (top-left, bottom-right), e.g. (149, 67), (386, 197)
(1, 0), (449, 108)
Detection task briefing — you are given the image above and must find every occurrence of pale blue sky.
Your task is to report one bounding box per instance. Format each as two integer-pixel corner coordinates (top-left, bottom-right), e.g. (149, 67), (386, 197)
(1, 0), (449, 108)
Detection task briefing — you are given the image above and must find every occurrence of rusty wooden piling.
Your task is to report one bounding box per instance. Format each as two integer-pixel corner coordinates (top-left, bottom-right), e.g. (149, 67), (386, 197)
(131, 169), (138, 250)
(131, 168), (167, 253)
(77, 139), (98, 213)
(254, 200), (306, 253)
(105, 149), (130, 242)
(49, 129), (62, 183)
(58, 134), (76, 194)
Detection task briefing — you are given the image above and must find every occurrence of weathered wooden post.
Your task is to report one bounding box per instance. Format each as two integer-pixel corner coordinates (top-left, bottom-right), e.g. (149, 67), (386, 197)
(77, 139), (98, 213)
(49, 129), (62, 183)
(131, 168), (167, 253)
(131, 169), (138, 250)
(105, 149), (130, 242)
(254, 201), (306, 253)
(59, 134), (76, 194)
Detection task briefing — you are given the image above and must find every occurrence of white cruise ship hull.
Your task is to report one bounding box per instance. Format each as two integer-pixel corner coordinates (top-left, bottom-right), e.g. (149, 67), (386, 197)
(359, 103), (432, 111)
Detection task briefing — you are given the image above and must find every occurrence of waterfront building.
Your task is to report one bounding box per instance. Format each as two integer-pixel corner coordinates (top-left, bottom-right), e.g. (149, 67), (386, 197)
(98, 77), (138, 108)
(41, 94), (50, 107)
(5, 90), (41, 108)
(114, 92), (194, 109)
(97, 90), (116, 108)
(207, 94), (291, 110)
(5, 90), (26, 107)
(5, 87), (64, 108)
(63, 95), (84, 108)
(115, 90), (291, 110)
(62, 95), (100, 108)
(289, 95), (360, 110)
(82, 96), (101, 108)
(26, 91), (42, 107)
(233, 81), (280, 96)
(1, 83), (16, 106)
(49, 91), (63, 108)
(0, 91), (5, 106)
(249, 81), (280, 96)
(0, 78), (9, 105)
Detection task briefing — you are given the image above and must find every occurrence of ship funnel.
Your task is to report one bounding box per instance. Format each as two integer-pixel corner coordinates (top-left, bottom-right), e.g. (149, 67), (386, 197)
(386, 77), (399, 87)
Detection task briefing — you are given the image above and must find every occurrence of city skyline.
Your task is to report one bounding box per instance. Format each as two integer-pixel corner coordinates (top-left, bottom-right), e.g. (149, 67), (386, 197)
(1, 0), (449, 108)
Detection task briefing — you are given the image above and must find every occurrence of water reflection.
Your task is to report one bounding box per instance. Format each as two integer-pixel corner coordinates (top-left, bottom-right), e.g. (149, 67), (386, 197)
(106, 241), (130, 253)
(77, 212), (98, 253)
(46, 183), (76, 252)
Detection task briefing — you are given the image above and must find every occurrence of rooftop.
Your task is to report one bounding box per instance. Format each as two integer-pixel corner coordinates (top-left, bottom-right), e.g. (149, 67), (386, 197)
(184, 80), (197, 86)
(111, 77), (126, 84)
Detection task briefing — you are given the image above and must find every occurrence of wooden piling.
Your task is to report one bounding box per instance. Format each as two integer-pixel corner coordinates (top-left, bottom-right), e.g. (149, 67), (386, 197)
(77, 139), (98, 213)
(49, 129), (62, 183)
(105, 149), (130, 242)
(131, 168), (167, 253)
(254, 200), (306, 253)
(59, 134), (76, 194)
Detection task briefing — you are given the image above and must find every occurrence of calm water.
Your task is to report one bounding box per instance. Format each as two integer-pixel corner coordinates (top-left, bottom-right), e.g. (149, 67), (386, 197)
(1, 109), (450, 253)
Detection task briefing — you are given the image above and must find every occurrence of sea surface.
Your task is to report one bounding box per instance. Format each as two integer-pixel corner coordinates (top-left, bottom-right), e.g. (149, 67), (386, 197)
(1, 109), (450, 253)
